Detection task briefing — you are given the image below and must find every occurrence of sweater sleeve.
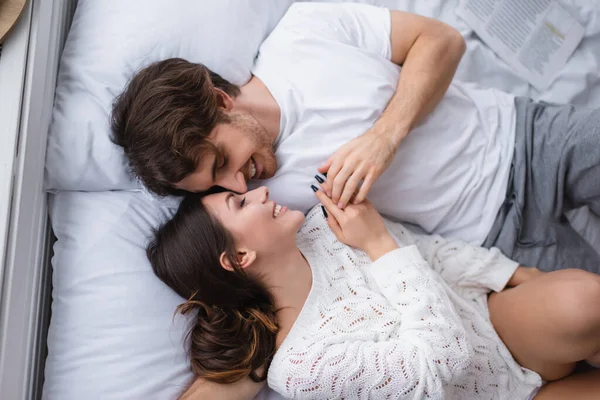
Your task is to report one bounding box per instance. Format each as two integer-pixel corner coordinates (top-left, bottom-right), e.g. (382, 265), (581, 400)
(410, 232), (519, 293)
(271, 246), (471, 399)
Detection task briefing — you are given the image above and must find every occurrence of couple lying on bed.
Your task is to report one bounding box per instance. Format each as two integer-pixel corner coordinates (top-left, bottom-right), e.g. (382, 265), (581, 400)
(109, 2), (600, 399)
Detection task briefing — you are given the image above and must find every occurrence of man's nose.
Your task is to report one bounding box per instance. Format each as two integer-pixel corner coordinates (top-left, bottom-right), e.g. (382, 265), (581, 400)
(217, 171), (248, 193)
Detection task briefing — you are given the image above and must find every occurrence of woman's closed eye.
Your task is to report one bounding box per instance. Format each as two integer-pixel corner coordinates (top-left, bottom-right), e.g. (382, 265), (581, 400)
(240, 197), (246, 208)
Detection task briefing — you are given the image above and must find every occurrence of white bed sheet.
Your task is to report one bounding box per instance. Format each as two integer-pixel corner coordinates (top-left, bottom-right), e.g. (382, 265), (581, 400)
(46, 1), (600, 400)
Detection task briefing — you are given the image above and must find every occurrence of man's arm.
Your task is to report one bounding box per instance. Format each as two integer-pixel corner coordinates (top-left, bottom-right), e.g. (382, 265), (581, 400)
(179, 377), (265, 400)
(378, 11), (466, 144)
(321, 11), (466, 207)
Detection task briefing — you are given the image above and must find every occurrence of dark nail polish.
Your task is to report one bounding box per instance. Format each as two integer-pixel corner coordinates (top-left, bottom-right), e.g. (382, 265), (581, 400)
(315, 175), (325, 184)
(321, 206), (328, 218)
(311, 185), (319, 192)
(323, 172), (328, 177)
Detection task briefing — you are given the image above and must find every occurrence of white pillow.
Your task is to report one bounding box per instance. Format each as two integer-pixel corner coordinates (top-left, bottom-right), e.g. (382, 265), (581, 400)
(44, 191), (285, 400)
(44, 191), (186, 399)
(45, 0), (295, 192)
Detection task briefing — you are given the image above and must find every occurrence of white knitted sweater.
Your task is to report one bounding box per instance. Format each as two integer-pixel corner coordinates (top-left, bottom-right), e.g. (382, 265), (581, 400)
(267, 208), (542, 399)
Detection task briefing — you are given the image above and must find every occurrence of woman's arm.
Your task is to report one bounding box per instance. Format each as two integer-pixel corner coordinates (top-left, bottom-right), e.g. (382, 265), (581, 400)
(409, 231), (520, 293)
(179, 377), (265, 400)
(271, 246), (471, 399)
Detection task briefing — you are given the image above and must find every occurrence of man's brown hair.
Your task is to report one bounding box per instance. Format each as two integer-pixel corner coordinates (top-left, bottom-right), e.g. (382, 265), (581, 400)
(111, 58), (241, 195)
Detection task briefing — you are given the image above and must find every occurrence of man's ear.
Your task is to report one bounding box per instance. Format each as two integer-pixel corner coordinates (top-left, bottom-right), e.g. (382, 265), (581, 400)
(219, 249), (257, 272)
(214, 88), (234, 112)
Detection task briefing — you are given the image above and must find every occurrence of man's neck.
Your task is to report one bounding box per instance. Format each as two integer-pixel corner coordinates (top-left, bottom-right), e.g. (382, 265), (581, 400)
(235, 75), (281, 142)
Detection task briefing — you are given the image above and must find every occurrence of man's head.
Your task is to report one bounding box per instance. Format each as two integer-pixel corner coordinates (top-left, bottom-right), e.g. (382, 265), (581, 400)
(111, 58), (277, 196)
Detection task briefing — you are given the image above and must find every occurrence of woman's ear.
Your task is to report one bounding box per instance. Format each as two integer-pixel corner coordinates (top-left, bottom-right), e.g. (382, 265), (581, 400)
(214, 88), (234, 112)
(219, 249), (257, 272)
(219, 252), (234, 272)
(237, 249), (257, 270)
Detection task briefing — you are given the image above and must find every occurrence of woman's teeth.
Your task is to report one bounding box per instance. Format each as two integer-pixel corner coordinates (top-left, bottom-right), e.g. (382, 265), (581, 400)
(250, 159), (257, 179)
(273, 204), (282, 218)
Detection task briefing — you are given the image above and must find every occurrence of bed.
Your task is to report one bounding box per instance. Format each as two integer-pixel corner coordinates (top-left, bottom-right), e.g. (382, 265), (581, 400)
(8, 0), (596, 399)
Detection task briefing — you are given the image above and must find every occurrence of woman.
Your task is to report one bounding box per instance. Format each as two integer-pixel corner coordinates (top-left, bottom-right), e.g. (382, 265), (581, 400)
(147, 186), (600, 400)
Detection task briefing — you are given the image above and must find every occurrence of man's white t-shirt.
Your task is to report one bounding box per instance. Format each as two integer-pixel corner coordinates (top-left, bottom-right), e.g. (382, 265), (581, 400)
(250, 2), (516, 244)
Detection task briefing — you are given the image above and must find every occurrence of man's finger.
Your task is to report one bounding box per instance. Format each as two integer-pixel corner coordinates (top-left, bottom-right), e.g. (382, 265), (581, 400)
(324, 158), (343, 198)
(353, 172), (375, 204)
(318, 156), (333, 175)
(338, 171), (363, 209)
(331, 164), (354, 205)
(314, 189), (344, 221)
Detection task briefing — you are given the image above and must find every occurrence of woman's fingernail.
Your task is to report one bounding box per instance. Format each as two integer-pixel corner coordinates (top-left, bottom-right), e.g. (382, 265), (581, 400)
(315, 175), (325, 184)
(323, 172), (328, 178)
(311, 185), (319, 193)
(321, 206), (328, 218)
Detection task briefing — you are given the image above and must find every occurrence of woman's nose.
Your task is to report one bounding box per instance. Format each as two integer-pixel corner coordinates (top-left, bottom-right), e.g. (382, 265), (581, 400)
(260, 186), (269, 203)
(247, 186), (269, 203)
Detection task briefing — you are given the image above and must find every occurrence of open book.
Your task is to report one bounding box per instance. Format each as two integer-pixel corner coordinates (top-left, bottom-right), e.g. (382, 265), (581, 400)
(457, 0), (584, 90)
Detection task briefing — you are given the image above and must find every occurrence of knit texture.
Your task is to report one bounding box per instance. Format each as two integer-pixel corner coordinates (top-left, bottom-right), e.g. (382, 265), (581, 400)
(267, 207), (542, 399)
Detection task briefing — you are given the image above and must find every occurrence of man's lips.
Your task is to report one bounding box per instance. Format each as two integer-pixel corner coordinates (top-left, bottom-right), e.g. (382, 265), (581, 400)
(249, 157), (263, 180)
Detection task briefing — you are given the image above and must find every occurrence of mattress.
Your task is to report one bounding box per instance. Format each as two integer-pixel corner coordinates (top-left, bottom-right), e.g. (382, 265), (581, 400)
(44, 1), (600, 400)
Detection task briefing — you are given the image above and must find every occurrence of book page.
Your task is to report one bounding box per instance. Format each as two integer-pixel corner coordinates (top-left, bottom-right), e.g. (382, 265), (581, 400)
(457, 0), (584, 90)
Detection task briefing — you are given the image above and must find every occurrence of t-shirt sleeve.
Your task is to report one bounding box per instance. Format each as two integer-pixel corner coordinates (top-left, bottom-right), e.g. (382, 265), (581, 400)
(281, 2), (392, 60)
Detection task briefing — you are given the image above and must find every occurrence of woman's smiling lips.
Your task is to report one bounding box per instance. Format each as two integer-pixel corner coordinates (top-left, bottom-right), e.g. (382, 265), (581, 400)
(273, 203), (288, 218)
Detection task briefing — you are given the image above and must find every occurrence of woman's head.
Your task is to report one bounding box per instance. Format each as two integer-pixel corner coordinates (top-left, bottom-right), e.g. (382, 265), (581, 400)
(201, 186), (305, 263)
(147, 186), (303, 383)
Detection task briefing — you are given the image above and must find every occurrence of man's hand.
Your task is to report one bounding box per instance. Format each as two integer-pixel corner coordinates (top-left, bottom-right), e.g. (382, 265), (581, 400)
(318, 127), (401, 208)
(319, 11), (465, 209)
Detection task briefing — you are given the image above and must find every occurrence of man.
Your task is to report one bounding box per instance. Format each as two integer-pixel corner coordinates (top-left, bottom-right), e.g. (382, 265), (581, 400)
(112, 2), (600, 273)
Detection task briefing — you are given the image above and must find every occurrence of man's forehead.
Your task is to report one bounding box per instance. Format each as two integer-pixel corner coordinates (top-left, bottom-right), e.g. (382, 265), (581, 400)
(175, 157), (213, 191)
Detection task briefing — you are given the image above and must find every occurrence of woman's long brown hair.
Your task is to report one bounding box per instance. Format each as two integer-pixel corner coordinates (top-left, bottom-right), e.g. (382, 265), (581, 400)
(147, 193), (278, 383)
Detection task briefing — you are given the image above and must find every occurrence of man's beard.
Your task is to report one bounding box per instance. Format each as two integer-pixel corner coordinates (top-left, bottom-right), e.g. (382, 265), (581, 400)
(230, 113), (278, 179)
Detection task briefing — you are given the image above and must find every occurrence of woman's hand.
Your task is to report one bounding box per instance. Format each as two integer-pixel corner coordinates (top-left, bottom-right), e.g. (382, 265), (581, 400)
(506, 266), (546, 288)
(314, 190), (398, 260)
(317, 128), (399, 209)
